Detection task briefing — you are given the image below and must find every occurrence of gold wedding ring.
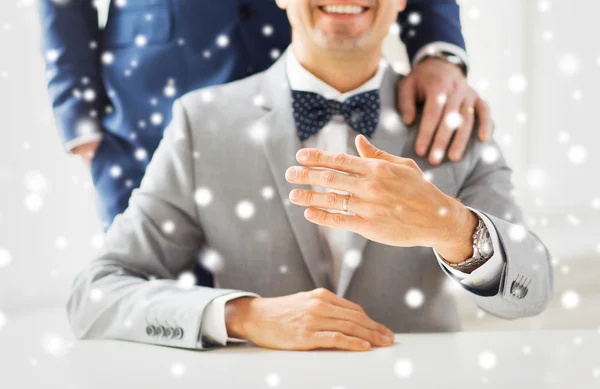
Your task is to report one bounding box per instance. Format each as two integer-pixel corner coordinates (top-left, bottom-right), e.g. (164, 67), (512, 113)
(342, 194), (351, 213)
(462, 106), (475, 115)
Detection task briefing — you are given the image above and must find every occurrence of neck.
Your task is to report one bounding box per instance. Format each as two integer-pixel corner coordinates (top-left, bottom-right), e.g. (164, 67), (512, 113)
(291, 38), (382, 93)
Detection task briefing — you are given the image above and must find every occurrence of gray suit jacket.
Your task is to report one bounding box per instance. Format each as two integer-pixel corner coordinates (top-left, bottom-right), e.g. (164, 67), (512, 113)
(67, 54), (553, 350)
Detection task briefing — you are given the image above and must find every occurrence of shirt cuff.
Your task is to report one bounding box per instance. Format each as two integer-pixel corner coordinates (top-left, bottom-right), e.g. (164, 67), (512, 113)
(412, 41), (469, 72)
(434, 208), (505, 290)
(64, 133), (103, 153)
(198, 291), (259, 347)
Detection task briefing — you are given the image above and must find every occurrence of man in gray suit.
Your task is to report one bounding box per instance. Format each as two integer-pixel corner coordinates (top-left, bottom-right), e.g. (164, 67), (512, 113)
(67, 0), (553, 352)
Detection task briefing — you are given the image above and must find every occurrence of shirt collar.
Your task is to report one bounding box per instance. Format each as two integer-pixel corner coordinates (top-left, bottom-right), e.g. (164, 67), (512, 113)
(285, 47), (388, 102)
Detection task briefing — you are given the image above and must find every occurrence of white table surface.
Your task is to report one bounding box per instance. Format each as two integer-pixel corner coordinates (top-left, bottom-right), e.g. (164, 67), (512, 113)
(1, 309), (599, 389)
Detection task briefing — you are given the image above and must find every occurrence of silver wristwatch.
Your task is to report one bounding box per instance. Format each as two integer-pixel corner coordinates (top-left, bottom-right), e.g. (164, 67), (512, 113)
(444, 218), (494, 274)
(420, 50), (468, 76)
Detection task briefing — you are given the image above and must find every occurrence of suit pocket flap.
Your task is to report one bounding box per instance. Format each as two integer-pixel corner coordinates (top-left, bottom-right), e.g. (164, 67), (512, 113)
(103, 6), (172, 48)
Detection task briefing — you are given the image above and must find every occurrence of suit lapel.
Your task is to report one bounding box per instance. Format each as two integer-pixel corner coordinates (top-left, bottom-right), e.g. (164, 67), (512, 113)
(337, 67), (412, 297)
(259, 53), (333, 290)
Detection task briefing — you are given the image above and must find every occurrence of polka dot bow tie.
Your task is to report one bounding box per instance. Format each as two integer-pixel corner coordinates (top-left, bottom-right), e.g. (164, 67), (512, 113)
(291, 90), (381, 141)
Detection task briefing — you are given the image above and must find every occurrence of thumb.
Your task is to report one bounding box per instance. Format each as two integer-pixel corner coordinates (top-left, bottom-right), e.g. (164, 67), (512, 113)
(398, 76), (417, 125)
(355, 135), (403, 164)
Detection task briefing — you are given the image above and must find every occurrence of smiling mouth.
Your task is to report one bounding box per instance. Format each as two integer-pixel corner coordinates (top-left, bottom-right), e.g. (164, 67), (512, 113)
(318, 4), (370, 15)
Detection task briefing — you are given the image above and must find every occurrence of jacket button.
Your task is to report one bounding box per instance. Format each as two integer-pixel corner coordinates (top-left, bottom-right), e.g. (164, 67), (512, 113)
(178, 328), (184, 339)
(154, 326), (163, 337)
(146, 326), (155, 336)
(239, 4), (253, 21)
(172, 328), (181, 338)
(164, 327), (173, 338)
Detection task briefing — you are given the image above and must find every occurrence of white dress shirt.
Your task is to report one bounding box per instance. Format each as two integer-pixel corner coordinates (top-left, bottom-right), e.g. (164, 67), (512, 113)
(199, 49), (503, 347)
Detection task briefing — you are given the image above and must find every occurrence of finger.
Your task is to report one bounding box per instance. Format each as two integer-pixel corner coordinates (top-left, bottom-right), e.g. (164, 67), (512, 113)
(310, 331), (371, 351)
(448, 97), (477, 162)
(315, 300), (393, 336)
(308, 287), (367, 314)
(285, 166), (360, 193)
(428, 88), (465, 165)
(303, 207), (363, 232)
(289, 189), (368, 215)
(475, 98), (492, 142)
(398, 76), (417, 125)
(296, 148), (370, 176)
(317, 319), (394, 347)
(415, 90), (446, 157)
(355, 135), (412, 166)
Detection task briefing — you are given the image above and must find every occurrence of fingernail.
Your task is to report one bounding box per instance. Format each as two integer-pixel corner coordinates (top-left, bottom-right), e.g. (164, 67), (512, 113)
(297, 150), (308, 162)
(304, 208), (315, 218)
(381, 335), (391, 343)
(285, 167), (296, 179)
(362, 341), (371, 349)
(290, 189), (301, 200)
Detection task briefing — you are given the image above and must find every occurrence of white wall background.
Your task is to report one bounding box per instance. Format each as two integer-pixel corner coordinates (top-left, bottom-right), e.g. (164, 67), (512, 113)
(0, 0), (599, 329)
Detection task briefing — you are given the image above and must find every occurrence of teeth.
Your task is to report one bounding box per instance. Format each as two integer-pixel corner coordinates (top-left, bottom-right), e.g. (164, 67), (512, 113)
(322, 4), (364, 14)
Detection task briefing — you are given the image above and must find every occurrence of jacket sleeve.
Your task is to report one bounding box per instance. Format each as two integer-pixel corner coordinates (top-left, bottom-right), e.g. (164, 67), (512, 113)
(398, 0), (467, 63)
(38, 0), (108, 151)
(66, 100), (246, 350)
(444, 134), (554, 320)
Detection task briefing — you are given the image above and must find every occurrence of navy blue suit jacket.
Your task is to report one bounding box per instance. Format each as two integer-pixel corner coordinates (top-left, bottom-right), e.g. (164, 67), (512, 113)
(39, 0), (465, 225)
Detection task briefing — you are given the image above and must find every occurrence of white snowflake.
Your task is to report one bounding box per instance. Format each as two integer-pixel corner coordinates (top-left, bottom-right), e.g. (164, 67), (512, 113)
(135, 35), (148, 47)
(593, 368), (600, 378)
(46, 49), (59, 63)
(162, 220), (176, 234)
(262, 24), (274, 36)
(134, 148), (147, 161)
(24, 193), (44, 212)
(203, 50), (211, 58)
(41, 333), (68, 357)
(567, 145), (586, 164)
(542, 30), (553, 41)
(236, 200), (255, 220)
(444, 111), (462, 130)
(478, 351), (497, 370)
(177, 272), (196, 289)
(89, 40), (98, 49)
(508, 73), (527, 93)
(252, 94), (266, 107)
(90, 234), (104, 250)
(83, 88), (96, 102)
(516, 112), (528, 124)
(423, 171), (433, 182)
(201, 90), (214, 103)
(24, 170), (48, 193)
(394, 358), (414, 378)
(270, 48), (281, 59)
(194, 187), (213, 207)
(216, 34), (229, 48)
(475, 78), (490, 92)
(124, 319), (132, 328)
(110, 165), (122, 178)
(344, 249), (362, 269)
(150, 112), (164, 126)
(558, 131), (570, 144)
(0, 248), (12, 268)
(438, 207), (448, 217)
(527, 168), (546, 189)
(476, 309), (486, 319)
(523, 345), (532, 354)
(90, 288), (104, 302)
(405, 288), (424, 308)
(467, 8), (480, 20)
(55, 237), (68, 250)
(557, 54), (581, 77)
(249, 121), (268, 143)
(437, 93), (448, 105)
(265, 373), (280, 387)
(572, 90), (583, 101)
(566, 214), (580, 226)
(561, 290), (580, 309)
(381, 110), (402, 133)
(164, 84), (176, 98)
(279, 265), (288, 274)
(261, 186), (275, 200)
(408, 12), (421, 25)
(508, 224), (527, 242)
(388, 23), (400, 36)
(537, 0), (551, 12)
(115, 0), (127, 7)
(171, 362), (185, 377)
(593, 198), (600, 209)
(199, 249), (224, 273)
(0, 310), (6, 330)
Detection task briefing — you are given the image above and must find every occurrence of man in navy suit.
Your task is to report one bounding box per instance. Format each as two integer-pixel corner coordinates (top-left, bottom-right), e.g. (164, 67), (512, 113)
(38, 0), (489, 286)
